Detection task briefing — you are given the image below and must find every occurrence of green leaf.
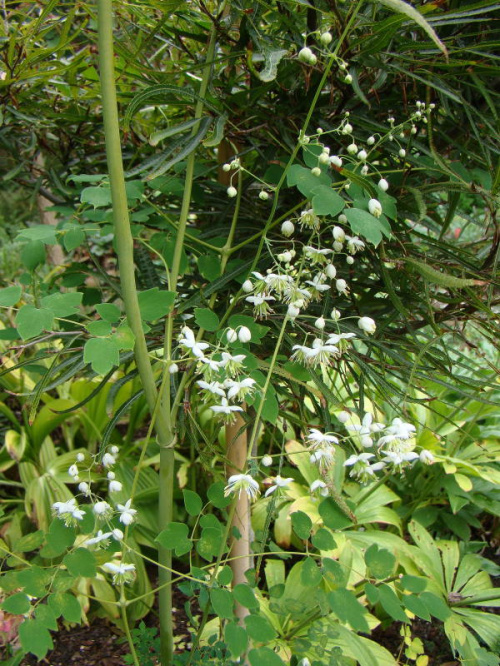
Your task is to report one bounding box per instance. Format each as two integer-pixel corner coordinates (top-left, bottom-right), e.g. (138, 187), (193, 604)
(87, 320), (112, 337)
(48, 591), (81, 622)
(207, 481), (232, 509)
(83, 337), (120, 375)
(155, 522), (191, 557)
(217, 566), (233, 586)
(318, 498), (353, 530)
(64, 228), (86, 252)
(15, 530), (45, 553)
(311, 185), (345, 217)
(233, 584), (260, 610)
(125, 180), (144, 201)
(365, 544), (396, 579)
(138, 288), (175, 321)
(404, 258), (479, 288)
(41, 292), (83, 317)
(40, 520), (76, 558)
(286, 164), (331, 198)
(400, 575), (427, 593)
(403, 593), (431, 621)
(301, 557), (322, 587)
(80, 185), (112, 208)
(311, 528), (336, 551)
(15, 305), (54, 340)
(377, 583), (409, 623)
(183, 489), (203, 517)
(63, 548), (97, 578)
(198, 254), (221, 281)
(344, 208), (391, 246)
(17, 225), (58, 244)
(328, 588), (370, 633)
(113, 322), (135, 350)
(248, 647), (285, 666)
(96, 303), (121, 323)
(210, 587), (234, 619)
(18, 566), (49, 597)
(322, 558), (347, 587)
(35, 603), (58, 631)
(420, 591), (452, 621)
(225, 621), (248, 658)
(1, 592), (31, 615)
(0, 285), (22, 307)
(21, 240), (45, 270)
(197, 526), (222, 561)
(373, 0), (448, 58)
(291, 511), (312, 540)
(257, 48), (288, 83)
(194, 307), (219, 332)
(19, 619), (53, 659)
(244, 614), (277, 641)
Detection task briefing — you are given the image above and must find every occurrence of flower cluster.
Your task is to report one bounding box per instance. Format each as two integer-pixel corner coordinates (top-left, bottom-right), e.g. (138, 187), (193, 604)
(51, 446), (137, 585)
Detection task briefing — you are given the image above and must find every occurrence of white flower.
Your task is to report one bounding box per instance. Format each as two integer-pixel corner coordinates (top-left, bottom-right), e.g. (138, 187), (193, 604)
(226, 328), (238, 343)
(331, 308), (341, 321)
(281, 220), (295, 237)
(382, 450), (419, 472)
(224, 474), (260, 501)
(52, 498), (85, 524)
(238, 326), (252, 343)
(299, 209), (320, 231)
(357, 149), (367, 161)
(330, 155), (342, 168)
(311, 167), (321, 177)
(399, 148), (406, 158)
(310, 446), (335, 471)
(245, 294), (275, 318)
(347, 236), (365, 254)
(218, 352), (246, 377)
(109, 480), (123, 493)
(420, 449), (435, 465)
(346, 256), (354, 265)
(76, 453), (85, 463)
(179, 327), (210, 359)
(277, 251), (293, 263)
(337, 411), (350, 423)
(107, 471), (115, 480)
(361, 165), (369, 176)
(344, 453), (386, 482)
(346, 412), (384, 437)
(358, 316), (376, 335)
(314, 317), (326, 330)
(368, 198), (382, 218)
(111, 446), (119, 455)
(68, 464), (79, 480)
(78, 481), (91, 496)
(93, 501), (113, 518)
(287, 304), (300, 319)
(325, 263), (337, 280)
(325, 332), (356, 345)
(264, 475), (294, 497)
(335, 278), (348, 295)
(86, 530), (112, 546)
(227, 186), (237, 198)
(197, 380), (226, 397)
(116, 499), (137, 526)
(347, 143), (358, 155)
(102, 453), (116, 468)
(210, 398), (244, 419)
(200, 356), (222, 373)
(378, 418), (416, 447)
(378, 178), (389, 192)
(291, 338), (340, 367)
(102, 561), (136, 585)
(242, 279), (253, 293)
(261, 455), (273, 467)
(112, 528), (124, 541)
(310, 480), (329, 497)
(169, 363), (179, 374)
(225, 377), (256, 401)
(306, 428), (339, 450)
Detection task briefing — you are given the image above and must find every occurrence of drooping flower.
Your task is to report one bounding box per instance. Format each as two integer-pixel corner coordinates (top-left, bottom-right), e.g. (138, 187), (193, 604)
(218, 352), (246, 377)
(358, 317), (376, 335)
(52, 498), (85, 525)
(310, 446), (335, 471)
(86, 530), (113, 547)
(102, 452), (116, 468)
(197, 380), (226, 398)
(419, 449), (435, 465)
(210, 398), (244, 421)
(382, 450), (419, 472)
(245, 294), (275, 318)
(93, 501), (113, 519)
(102, 561), (136, 585)
(179, 327), (210, 359)
(310, 480), (329, 497)
(224, 474), (260, 501)
(116, 499), (137, 526)
(224, 377), (256, 401)
(368, 198), (382, 218)
(344, 453), (385, 482)
(264, 475), (294, 497)
(305, 428), (339, 450)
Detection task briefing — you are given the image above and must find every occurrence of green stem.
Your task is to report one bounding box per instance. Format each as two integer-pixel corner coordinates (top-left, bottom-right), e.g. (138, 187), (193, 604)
(97, 2), (175, 664)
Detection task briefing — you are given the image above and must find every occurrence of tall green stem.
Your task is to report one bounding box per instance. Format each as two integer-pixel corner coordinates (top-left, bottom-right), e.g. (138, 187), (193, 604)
(97, 2), (174, 663)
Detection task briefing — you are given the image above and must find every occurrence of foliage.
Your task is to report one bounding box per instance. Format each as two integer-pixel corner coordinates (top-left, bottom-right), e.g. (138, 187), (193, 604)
(0, 0), (499, 665)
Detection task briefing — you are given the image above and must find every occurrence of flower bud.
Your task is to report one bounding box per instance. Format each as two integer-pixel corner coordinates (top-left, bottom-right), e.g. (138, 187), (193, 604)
(261, 455), (273, 467)
(378, 178), (389, 192)
(367, 136), (375, 145)
(346, 255), (354, 265)
(336, 278), (347, 294)
(357, 149), (368, 161)
(342, 123), (353, 135)
(347, 143), (358, 155)
(227, 328), (238, 343)
(325, 263), (337, 279)
(242, 280), (253, 293)
(337, 410), (349, 423)
(222, 163), (231, 172)
(298, 47), (316, 65)
(319, 152), (330, 165)
(287, 304), (300, 318)
(238, 326), (252, 343)
(259, 190), (269, 201)
(169, 363), (179, 374)
(344, 74), (353, 84)
(319, 31), (332, 46)
(281, 220), (295, 237)
(398, 148), (406, 158)
(358, 316), (376, 334)
(277, 251), (292, 263)
(315, 317), (326, 330)
(311, 167), (321, 177)
(227, 186), (237, 198)
(331, 308), (341, 321)
(368, 198), (382, 218)
(333, 241), (343, 252)
(330, 155), (343, 168)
